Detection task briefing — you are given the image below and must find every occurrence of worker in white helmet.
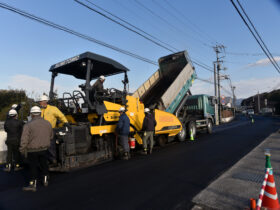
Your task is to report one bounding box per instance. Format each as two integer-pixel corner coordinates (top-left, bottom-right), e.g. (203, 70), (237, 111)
(6, 103), (22, 119)
(91, 75), (107, 94)
(20, 106), (53, 192)
(39, 94), (68, 165)
(3, 109), (24, 172)
(141, 108), (157, 155)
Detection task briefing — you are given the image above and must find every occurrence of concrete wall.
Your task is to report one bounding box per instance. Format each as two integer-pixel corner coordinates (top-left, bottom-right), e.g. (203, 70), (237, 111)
(0, 122), (7, 164)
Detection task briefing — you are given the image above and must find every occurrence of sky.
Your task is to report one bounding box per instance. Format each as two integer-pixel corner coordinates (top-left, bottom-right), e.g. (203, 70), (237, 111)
(0, 0), (280, 100)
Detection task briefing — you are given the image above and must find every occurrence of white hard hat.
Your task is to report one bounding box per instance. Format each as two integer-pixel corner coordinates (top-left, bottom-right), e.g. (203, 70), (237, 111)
(8, 109), (17, 116)
(30, 106), (41, 114)
(99, 75), (105, 81)
(118, 107), (125, 112)
(11, 104), (17, 109)
(40, 95), (49, 101)
(144, 108), (150, 113)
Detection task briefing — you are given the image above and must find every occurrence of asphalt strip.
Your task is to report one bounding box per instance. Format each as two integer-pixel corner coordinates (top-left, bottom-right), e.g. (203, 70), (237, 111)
(192, 129), (280, 210)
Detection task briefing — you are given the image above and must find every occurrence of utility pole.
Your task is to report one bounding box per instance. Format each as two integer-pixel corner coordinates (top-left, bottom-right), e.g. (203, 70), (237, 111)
(213, 45), (225, 123)
(232, 86), (236, 108)
(225, 75), (236, 108)
(214, 63), (219, 125)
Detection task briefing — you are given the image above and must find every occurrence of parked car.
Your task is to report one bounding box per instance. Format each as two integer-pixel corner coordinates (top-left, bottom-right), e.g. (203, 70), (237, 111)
(247, 109), (254, 115)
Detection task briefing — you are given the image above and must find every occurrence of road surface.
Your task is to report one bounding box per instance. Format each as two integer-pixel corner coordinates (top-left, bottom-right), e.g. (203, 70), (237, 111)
(0, 115), (279, 210)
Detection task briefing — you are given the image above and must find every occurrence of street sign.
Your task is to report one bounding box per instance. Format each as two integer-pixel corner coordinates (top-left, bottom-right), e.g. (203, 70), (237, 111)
(221, 95), (226, 105)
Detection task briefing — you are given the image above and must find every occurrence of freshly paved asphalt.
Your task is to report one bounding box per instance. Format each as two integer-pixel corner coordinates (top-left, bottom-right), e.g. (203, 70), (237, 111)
(0, 115), (279, 210)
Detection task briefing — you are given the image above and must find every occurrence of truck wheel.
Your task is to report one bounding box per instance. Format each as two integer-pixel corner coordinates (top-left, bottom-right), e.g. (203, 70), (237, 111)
(207, 120), (213, 134)
(158, 135), (167, 147)
(188, 121), (196, 138)
(177, 125), (186, 142)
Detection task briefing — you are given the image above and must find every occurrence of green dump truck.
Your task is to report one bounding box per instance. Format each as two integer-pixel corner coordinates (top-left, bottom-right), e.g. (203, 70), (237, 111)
(133, 51), (216, 145)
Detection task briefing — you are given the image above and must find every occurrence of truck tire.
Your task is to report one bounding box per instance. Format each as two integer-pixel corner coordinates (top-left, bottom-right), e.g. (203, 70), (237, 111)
(188, 121), (196, 138)
(177, 125), (186, 142)
(207, 120), (213, 134)
(158, 135), (167, 147)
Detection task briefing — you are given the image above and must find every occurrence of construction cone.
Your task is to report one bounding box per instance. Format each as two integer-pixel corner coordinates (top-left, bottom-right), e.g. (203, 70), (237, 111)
(190, 130), (194, 141)
(257, 152), (280, 210)
(262, 168), (280, 209)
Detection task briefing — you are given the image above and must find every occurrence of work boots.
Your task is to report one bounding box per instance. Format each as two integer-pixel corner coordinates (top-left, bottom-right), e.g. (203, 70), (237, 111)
(22, 180), (37, 192)
(43, 175), (49, 187)
(14, 164), (23, 171)
(122, 152), (130, 160)
(3, 164), (11, 172)
(141, 148), (148, 155)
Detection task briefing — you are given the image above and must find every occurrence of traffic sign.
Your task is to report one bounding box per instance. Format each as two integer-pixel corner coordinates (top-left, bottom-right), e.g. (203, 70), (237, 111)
(221, 95), (226, 105)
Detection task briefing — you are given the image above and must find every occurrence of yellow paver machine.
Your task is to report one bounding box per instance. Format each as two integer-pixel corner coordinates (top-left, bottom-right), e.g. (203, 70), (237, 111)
(48, 52), (182, 171)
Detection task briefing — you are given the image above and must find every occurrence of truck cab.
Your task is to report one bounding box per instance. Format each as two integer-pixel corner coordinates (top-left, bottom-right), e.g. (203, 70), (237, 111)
(178, 94), (216, 139)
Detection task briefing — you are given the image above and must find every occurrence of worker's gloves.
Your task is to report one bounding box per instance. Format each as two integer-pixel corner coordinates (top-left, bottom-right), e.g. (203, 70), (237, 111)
(64, 123), (71, 132)
(144, 132), (147, 136)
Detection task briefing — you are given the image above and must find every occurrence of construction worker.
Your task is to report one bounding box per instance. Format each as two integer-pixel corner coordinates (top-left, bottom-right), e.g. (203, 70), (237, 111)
(142, 108), (157, 155)
(39, 95), (68, 165)
(116, 107), (130, 160)
(3, 109), (24, 172)
(20, 106), (53, 192)
(92, 75), (106, 94)
(6, 103), (21, 119)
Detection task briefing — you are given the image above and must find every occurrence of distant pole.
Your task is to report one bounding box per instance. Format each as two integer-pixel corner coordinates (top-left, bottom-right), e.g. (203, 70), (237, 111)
(258, 91), (260, 113)
(214, 63), (219, 125)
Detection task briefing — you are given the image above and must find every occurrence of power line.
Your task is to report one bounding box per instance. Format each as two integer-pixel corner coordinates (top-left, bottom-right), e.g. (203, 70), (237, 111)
(84, 0), (179, 52)
(77, 0), (215, 75)
(0, 2), (157, 66)
(134, 0), (210, 48)
(196, 77), (232, 95)
(151, 0), (212, 47)
(196, 77), (213, 85)
(163, 0), (220, 45)
(236, 0), (280, 71)
(75, 0), (176, 53)
(230, 0), (280, 73)
(0, 1), (215, 77)
(226, 52), (280, 56)
(192, 60), (214, 72)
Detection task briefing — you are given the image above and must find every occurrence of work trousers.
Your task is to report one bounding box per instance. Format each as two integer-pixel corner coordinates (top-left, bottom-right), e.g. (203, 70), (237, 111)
(142, 131), (154, 150)
(47, 138), (56, 163)
(26, 150), (48, 180)
(6, 144), (21, 165)
(119, 135), (130, 153)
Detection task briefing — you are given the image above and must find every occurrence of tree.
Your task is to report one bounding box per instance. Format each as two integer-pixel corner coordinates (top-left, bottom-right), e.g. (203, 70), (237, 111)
(0, 89), (35, 121)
